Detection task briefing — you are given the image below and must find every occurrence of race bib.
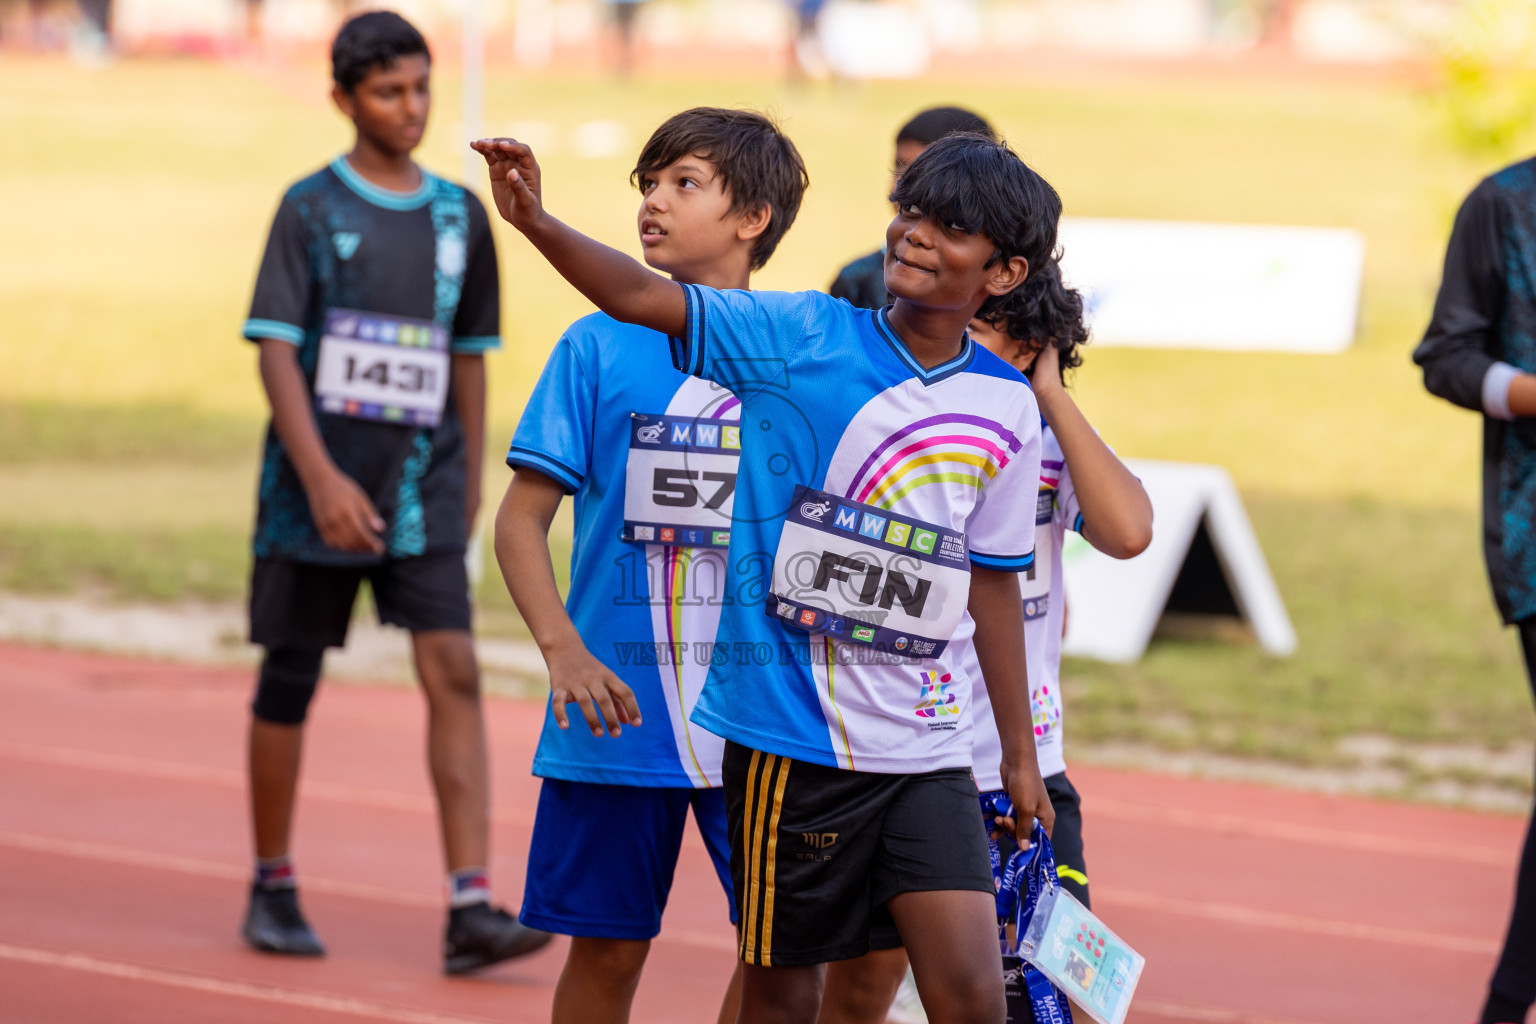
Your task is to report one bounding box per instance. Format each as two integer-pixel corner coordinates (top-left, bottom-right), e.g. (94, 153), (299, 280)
(622, 412), (740, 548)
(1022, 488), (1055, 622)
(313, 308), (450, 427)
(768, 484), (970, 660)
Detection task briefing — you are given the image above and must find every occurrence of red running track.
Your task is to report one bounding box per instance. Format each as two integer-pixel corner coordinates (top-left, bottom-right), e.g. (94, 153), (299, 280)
(0, 643), (1526, 1024)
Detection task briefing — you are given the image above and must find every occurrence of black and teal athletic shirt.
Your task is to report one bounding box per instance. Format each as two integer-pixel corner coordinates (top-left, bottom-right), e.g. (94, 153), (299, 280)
(242, 157), (501, 566)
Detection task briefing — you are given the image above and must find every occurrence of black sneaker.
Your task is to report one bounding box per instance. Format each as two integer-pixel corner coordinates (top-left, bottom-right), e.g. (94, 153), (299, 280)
(241, 884), (326, 957)
(443, 902), (552, 975)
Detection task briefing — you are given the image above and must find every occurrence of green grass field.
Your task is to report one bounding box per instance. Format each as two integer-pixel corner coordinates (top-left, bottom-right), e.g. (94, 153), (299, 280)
(1, 55), (1531, 781)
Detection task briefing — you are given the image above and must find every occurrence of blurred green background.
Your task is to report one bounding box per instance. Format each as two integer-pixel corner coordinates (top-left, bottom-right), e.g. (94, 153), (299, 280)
(1, 53), (1530, 789)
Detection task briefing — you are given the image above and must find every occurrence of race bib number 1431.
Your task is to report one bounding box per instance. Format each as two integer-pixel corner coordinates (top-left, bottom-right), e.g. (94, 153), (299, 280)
(313, 308), (450, 428)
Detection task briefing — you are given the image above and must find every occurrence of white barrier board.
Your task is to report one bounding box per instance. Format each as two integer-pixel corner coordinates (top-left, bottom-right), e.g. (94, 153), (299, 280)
(1056, 218), (1365, 353)
(1060, 460), (1295, 663)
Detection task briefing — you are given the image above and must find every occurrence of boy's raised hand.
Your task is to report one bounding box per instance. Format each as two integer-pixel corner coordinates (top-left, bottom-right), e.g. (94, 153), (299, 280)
(544, 639), (643, 738)
(470, 138), (544, 232)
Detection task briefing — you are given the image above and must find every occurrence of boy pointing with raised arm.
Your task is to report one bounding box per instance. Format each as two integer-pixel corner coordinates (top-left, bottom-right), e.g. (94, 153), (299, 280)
(475, 131), (1055, 1024)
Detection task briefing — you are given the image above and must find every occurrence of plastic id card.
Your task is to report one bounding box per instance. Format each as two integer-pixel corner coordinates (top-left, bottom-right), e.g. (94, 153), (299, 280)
(1018, 886), (1144, 1024)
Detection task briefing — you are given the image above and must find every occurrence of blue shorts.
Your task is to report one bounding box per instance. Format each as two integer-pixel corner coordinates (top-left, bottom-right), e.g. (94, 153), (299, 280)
(521, 779), (736, 940)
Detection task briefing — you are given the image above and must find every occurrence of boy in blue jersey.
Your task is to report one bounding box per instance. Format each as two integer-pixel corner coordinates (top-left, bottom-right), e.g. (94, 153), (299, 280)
(493, 108), (808, 1024)
(239, 11), (548, 972)
(475, 131), (1057, 1024)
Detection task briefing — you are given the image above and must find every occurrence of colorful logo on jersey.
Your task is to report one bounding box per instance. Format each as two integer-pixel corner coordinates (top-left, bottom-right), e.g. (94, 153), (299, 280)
(915, 670), (960, 718)
(712, 531), (730, 545)
(1032, 684), (1062, 737)
(333, 232), (361, 260)
(844, 414), (1024, 511)
(851, 626), (875, 643)
(659, 528), (675, 543)
(798, 608), (819, 628)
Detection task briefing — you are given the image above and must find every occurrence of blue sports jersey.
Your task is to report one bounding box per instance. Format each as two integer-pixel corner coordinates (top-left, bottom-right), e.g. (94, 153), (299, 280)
(510, 314), (739, 787)
(670, 287), (1042, 774)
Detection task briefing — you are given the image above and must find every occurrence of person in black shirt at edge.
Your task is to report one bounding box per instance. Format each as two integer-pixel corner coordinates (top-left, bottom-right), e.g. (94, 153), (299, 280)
(826, 106), (995, 311)
(239, 10), (550, 972)
(1416, 160), (1536, 1024)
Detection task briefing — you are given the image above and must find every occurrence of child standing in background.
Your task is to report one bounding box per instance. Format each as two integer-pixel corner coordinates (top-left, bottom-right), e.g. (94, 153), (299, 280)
(238, 10), (548, 972)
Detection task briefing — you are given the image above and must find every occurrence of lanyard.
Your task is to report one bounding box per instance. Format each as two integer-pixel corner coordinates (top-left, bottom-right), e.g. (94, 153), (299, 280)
(981, 792), (1074, 1024)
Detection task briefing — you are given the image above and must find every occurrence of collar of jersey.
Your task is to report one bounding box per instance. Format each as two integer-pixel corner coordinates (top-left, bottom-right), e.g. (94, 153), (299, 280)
(330, 156), (436, 211)
(874, 306), (976, 386)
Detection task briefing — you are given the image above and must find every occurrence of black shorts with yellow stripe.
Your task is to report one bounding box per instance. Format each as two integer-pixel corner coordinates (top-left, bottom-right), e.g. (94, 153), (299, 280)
(723, 740), (994, 967)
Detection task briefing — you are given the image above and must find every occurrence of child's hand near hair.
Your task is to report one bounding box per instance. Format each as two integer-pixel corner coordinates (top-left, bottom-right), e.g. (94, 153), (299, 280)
(471, 138), (546, 233)
(1032, 343), (1154, 561)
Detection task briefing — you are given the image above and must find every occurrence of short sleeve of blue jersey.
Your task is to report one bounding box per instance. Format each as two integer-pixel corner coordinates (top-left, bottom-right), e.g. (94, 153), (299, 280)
(670, 284), (827, 391)
(506, 332), (596, 493)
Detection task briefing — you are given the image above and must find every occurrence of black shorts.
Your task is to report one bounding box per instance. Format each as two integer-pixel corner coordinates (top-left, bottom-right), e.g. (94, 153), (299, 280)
(1043, 772), (1089, 908)
(248, 552), (472, 650)
(723, 741), (993, 967)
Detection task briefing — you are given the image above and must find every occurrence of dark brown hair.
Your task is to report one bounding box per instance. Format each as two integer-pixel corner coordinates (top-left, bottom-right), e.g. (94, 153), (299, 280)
(631, 108), (809, 271)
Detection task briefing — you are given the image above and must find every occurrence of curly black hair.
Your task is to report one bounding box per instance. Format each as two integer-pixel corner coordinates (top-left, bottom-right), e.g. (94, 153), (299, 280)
(977, 256), (1088, 380)
(889, 132), (1061, 320)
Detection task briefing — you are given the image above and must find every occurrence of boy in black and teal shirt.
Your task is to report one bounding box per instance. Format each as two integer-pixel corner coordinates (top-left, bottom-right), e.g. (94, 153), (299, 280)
(239, 10), (548, 973)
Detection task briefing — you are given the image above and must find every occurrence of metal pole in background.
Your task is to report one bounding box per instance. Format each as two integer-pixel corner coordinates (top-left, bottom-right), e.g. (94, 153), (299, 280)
(462, 0), (488, 589)
(462, 0), (485, 191)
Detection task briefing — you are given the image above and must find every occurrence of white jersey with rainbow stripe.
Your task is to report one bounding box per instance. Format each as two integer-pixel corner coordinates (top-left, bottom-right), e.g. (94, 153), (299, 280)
(965, 424), (1079, 789)
(672, 286), (1042, 774)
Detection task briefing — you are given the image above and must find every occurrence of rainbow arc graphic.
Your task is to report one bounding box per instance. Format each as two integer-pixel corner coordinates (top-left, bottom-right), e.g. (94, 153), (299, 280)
(846, 413), (1022, 510)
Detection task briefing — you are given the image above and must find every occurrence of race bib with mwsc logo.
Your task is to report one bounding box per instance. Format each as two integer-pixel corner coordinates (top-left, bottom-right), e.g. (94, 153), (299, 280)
(313, 308), (451, 428)
(768, 484), (971, 660)
(1022, 488), (1055, 622)
(622, 412), (740, 549)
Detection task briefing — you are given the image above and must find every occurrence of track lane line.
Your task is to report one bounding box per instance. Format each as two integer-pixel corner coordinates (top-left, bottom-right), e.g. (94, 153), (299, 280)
(1089, 795), (1515, 866)
(0, 830), (736, 952)
(6, 740), (1516, 869)
(0, 830), (1491, 957)
(0, 739), (528, 823)
(1133, 997), (1327, 1024)
(1097, 885), (1499, 954)
(0, 941), (509, 1024)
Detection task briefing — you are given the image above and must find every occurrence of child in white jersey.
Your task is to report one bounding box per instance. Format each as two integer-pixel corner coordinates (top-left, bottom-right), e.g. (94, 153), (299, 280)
(820, 258), (1153, 1024)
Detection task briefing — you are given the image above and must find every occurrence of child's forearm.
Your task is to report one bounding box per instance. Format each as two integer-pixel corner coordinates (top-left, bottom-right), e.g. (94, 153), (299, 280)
(1037, 384), (1153, 559)
(969, 568), (1037, 770)
(258, 339), (338, 489)
(494, 471), (585, 657)
(520, 215), (687, 338)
